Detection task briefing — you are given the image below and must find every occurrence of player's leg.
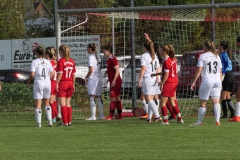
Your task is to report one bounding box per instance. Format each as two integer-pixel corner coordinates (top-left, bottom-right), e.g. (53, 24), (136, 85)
(105, 80), (118, 120)
(226, 91), (235, 118)
(57, 81), (68, 126)
(34, 82), (43, 127)
(229, 82), (240, 122)
(140, 91), (149, 119)
(95, 79), (104, 119)
(170, 83), (183, 123)
(221, 76), (229, 118)
(115, 78), (123, 119)
(161, 96), (169, 124)
(86, 79), (97, 120)
(50, 81), (58, 122)
(43, 81), (52, 126)
(65, 82), (74, 125)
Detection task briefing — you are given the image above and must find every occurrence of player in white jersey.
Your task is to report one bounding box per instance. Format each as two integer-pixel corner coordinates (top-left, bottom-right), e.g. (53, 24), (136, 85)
(27, 46), (54, 127)
(137, 41), (161, 123)
(190, 40), (222, 126)
(85, 43), (104, 120)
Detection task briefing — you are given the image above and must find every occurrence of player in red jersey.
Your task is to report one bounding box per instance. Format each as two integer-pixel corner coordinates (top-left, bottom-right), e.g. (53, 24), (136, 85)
(103, 44), (123, 120)
(153, 44), (183, 125)
(45, 46), (58, 122)
(56, 45), (76, 126)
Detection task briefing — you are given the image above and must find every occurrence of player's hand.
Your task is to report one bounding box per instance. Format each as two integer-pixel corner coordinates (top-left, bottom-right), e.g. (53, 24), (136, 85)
(27, 79), (31, 85)
(85, 78), (88, 85)
(160, 84), (163, 92)
(190, 82), (195, 91)
(56, 83), (59, 92)
(151, 73), (156, 78)
(156, 76), (160, 83)
(144, 33), (151, 42)
(111, 80), (116, 87)
(137, 80), (142, 88)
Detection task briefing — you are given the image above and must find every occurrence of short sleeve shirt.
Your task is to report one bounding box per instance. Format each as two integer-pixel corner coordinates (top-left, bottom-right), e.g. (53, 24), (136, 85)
(57, 58), (76, 81)
(88, 54), (101, 80)
(106, 56), (119, 80)
(140, 53), (160, 77)
(162, 57), (177, 83)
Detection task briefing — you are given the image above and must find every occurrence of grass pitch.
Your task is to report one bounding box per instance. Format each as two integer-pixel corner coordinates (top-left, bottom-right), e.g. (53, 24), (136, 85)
(0, 116), (239, 160)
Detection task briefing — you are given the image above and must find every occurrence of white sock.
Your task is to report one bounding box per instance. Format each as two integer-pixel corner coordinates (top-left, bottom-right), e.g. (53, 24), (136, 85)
(147, 105), (153, 119)
(95, 98), (104, 117)
(45, 106), (52, 125)
(214, 104), (221, 123)
(148, 100), (160, 118)
(236, 102), (240, 117)
(90, 97), (96, 118)
(197, 107), (206, 123)
(141, 100), (148, 114)
(57, 103), (62, 118)
(35, 108), (42, 124)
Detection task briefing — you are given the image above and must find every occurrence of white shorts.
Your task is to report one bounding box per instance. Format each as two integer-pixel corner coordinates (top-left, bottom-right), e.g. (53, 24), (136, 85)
(33, 80), (51, 99)
(142, 76), (158, 95)
(199, 81), (221, 100)
(155, 85), (161, 95)
(87, 78), (102, 96)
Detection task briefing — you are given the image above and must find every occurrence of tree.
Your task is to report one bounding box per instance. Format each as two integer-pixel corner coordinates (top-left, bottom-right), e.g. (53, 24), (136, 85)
(0, 0), (25, 39)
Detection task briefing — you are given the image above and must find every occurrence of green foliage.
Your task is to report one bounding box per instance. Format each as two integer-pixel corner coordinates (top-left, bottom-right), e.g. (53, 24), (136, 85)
(0, 0), (25, 39)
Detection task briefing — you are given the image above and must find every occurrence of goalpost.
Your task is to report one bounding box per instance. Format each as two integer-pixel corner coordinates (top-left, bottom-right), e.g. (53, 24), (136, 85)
(54, 0), (240, 119)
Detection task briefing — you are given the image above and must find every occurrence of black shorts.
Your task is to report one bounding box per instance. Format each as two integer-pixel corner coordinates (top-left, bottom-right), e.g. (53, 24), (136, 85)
(222, 71), (234, 92)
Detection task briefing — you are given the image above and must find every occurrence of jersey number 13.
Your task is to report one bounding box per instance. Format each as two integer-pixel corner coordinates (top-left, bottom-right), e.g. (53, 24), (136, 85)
(207, 61), (218, 74)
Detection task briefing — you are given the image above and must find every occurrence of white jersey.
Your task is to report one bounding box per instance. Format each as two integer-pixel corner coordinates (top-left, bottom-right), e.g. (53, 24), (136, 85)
(197, 52), (222, 83)
(30, 58), (53, 82)
(88, 54), (101, 80)
(140, 52), (160, 77)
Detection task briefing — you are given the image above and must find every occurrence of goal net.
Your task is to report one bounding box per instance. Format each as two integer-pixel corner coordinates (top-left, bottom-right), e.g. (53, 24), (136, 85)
(56, 2), (240, 119)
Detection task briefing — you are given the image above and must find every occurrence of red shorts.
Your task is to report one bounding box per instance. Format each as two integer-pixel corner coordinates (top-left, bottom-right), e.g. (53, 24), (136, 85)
(109, 77), (122, 98)
(57, 81), (74, 98)
(51, 81), (57, 95)
(161, 82), (177, 97)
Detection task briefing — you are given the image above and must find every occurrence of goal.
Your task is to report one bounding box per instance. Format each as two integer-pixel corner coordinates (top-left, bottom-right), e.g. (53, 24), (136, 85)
(54, 0), (240, 119)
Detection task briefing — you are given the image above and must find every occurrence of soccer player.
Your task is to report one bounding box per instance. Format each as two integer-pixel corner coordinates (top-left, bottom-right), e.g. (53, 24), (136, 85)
(229, 36), (240, 122)
(56, 45), (76, 126)
(85, 43), (104, 120)
(190, 40), (222, 126)
(218, 41), (235, 119)
(137, 41), (161, 123)
(155, 44), (183, 125)
(27, 46), (54, 127)
(103, 44), (123, 120)
(45, 46), (58, 122)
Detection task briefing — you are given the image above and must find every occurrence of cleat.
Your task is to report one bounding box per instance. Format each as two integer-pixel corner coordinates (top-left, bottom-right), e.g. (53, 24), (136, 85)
(57, 123), (68, 126)
(152, 115), (156, 119)
(52, 118), (56, 123)
(168, 116), (176, 121)
(85, 117), (96, 120)
(48, 120), (52, 126)
(56, 116), (61, 122)
(146, 119), (151, 123)
(140, 114), (148, 119)
(220, 116), (228, 119)
(105, 116), (113, 120)
(215, 122), (220, 126)
(37, 123), (42, 127)
(68, 123), (71, 126)
(161, 119), (169, 125)
(229, 116), (240, 122)
(154, 117), (162, 123)
(98, 116), (105, 120)
(189, 122), (203, 126)
(228, 115), (234, 118)
(177, 119), (184, 124)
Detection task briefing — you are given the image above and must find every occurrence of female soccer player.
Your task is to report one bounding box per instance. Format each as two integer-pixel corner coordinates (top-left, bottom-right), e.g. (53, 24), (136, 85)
(56, 45), (76, 126)
(28, 46), (54, 127)
(85, 43), (104, 120)
(103, 44), (123, 120)
(137, 41), (161, 123)
(218, 41), (235, 118)
(229, 36), (240, 122)
(190, 40), (222, 126)
(45, 46), (58, 122)
(156, 44), (183, 125)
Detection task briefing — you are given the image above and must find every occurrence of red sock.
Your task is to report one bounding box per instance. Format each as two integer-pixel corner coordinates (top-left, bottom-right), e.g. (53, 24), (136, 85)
(67, 107), (72, 124)
(116, 101), (122, 117)
(166, 100), (176, 119)
(50, 103), (55, 119)
(109, 101), (116, 118)
(53, 101), (58, 117)
(172, 105), (180, 116)
(161, 106), (168, 119)
(61, 106), (68, 124)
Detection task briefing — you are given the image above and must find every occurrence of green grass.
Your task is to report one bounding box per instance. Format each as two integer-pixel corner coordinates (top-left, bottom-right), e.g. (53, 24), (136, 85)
(0, 116), (239, 160)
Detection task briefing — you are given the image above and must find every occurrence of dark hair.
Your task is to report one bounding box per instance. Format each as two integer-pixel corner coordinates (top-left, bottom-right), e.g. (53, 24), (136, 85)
(203, 40), (217, 57)
(88, 43), (99, 62)
(220, 41), (232, 60)
(161, 44), (175, 59)
(45, 46), (57, 60)
(144, 42), (155, 60)
(102, 44), (113, 53)
(237, 36), (240, 43)
(154, 43), (162, 63)
(59, 45), (70, 61)
(35, 46), (44, 56)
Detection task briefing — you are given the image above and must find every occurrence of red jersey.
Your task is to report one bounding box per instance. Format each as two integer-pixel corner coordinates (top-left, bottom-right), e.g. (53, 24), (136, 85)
(106, 56), (120, 81)
(50, 60), (57, 81)
(162, 57), (178, 83)
(57, 58), (76, 81)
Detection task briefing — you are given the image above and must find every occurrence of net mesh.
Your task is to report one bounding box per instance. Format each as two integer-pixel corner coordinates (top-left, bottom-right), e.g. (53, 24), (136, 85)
(57, 6), (240, 119)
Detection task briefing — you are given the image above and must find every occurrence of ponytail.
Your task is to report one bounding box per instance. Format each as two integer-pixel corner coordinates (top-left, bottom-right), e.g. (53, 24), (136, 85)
(144, 42), (155, 61)
(204, 40), (217, 58)
(36, 46), (44, 56)
(59, 45), (70, 61)
(220, 41), (232, 60)
(161, 44), (175, 59)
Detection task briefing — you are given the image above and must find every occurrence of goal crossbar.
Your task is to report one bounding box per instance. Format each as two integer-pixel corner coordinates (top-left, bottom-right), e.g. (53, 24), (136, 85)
(56, 3), (240, 14)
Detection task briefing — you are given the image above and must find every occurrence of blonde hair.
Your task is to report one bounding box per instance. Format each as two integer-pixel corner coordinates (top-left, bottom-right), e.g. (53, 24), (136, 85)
(59, 45), (70, 61)
(46, 46), (57, 60)
(161, 44), (175, 59)
(204, 40), (217, 57)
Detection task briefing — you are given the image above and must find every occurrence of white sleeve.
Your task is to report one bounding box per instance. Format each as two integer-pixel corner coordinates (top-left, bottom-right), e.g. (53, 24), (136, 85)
(89, 56), (94, 67)
(48, 63), (53, 73)
(30, 61), (36, 72)
(197, 55), (203, 67)
(140, 55), (146, 66)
